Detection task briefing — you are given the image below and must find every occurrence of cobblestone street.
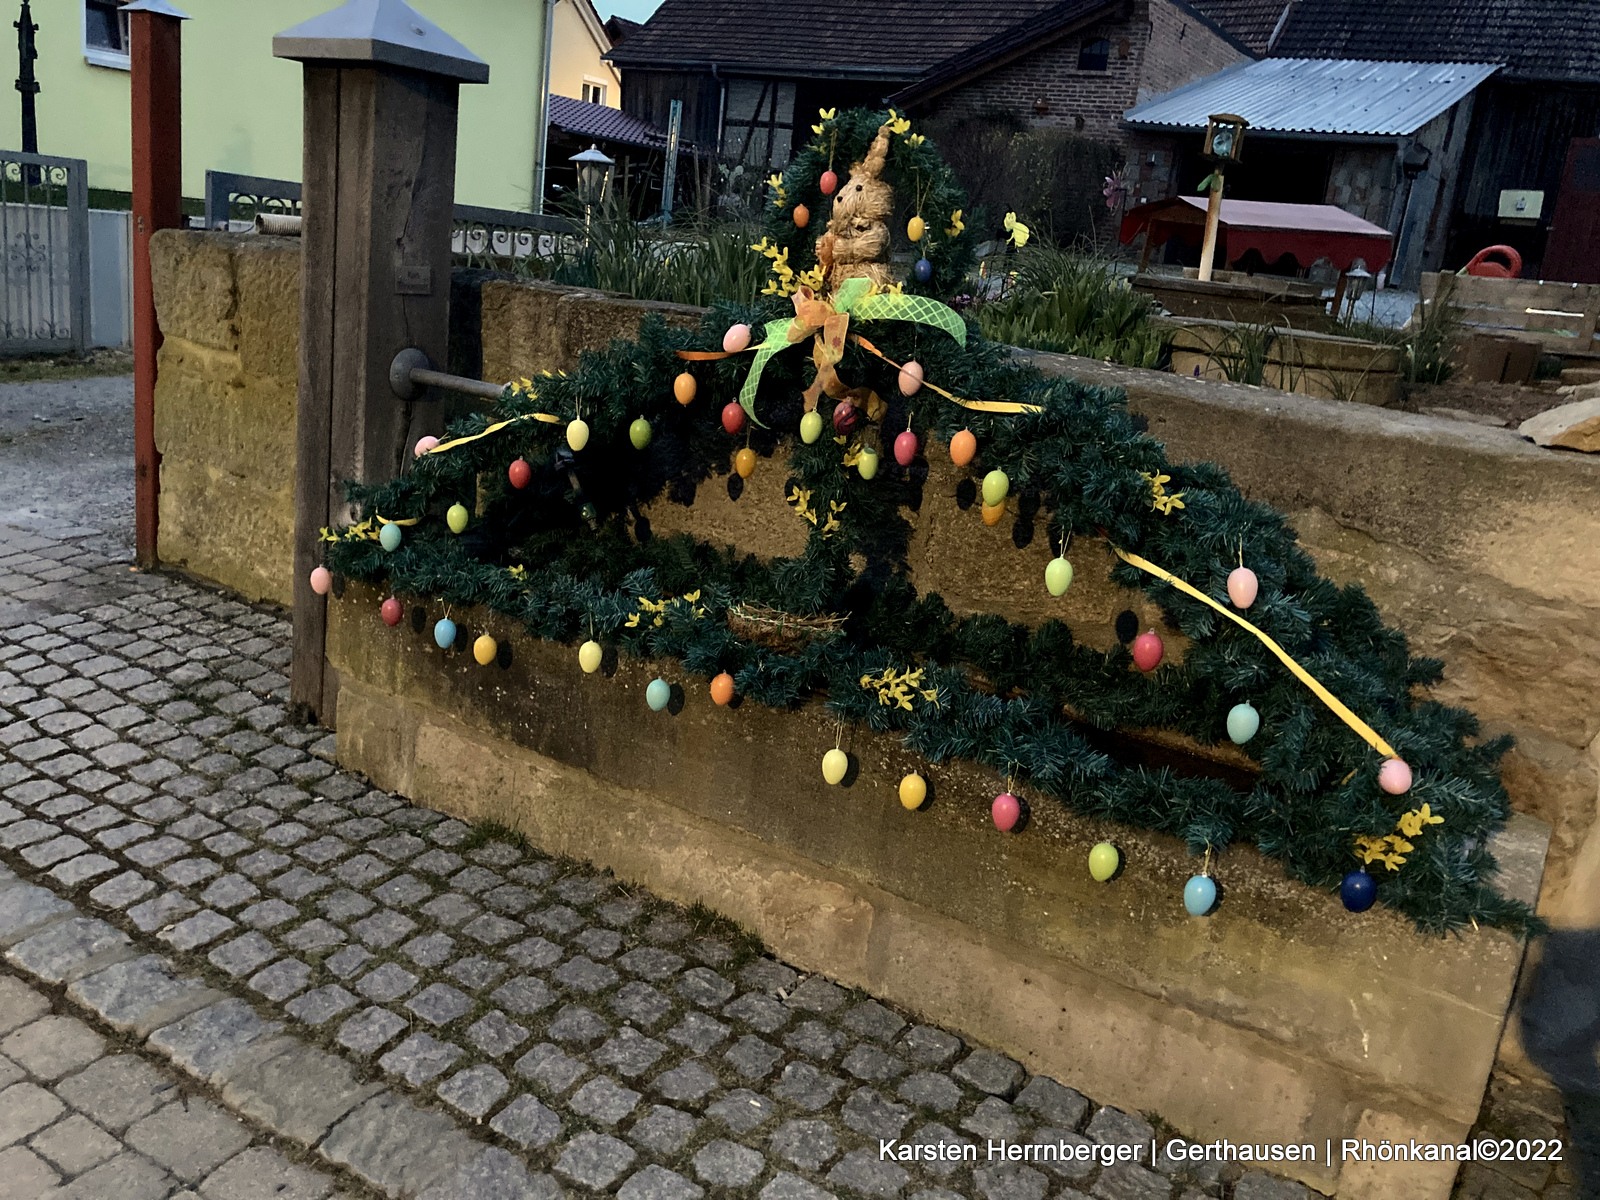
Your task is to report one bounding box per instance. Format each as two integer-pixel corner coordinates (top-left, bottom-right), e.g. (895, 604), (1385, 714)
(0, 375), (1588, 1200)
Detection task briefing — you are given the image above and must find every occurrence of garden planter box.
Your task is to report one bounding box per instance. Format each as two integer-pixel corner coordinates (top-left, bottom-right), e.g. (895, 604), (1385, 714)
(324, 433), (1547, 1199)
(1166, 319), (1404, 406)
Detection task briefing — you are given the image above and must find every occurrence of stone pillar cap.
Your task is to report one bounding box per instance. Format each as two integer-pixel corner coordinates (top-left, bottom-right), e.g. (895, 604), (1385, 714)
(274, 0), (488, 84)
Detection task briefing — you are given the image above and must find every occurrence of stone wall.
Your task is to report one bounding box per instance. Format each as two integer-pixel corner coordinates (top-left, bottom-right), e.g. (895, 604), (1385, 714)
(149, 231), (301, 608)
(150, 244), (1600, 1145)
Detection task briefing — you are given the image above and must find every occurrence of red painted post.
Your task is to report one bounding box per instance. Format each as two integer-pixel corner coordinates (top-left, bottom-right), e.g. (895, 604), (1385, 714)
(126, 1), (189, 569)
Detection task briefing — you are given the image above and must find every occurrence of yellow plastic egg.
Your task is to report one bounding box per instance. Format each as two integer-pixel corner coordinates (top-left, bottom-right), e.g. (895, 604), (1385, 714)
(735, 447), (757, 478)
(446, 504), (469, 534)
(898, 773), (927, 810)
(473, 634), (498, 666)
(578, 640), (603, 674)
(822, 748), (849, 785)
(566, 419), (590, 452)
(907, 216), (926, 242)
(674, 372), (697, 405)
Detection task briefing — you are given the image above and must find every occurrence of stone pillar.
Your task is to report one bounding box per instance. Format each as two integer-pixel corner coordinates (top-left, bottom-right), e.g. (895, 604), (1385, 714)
(274, 0), (488, 723)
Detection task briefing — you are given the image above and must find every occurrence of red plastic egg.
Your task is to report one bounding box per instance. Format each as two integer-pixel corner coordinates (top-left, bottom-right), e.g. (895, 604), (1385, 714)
(508, 458), (532, 489)
(893, 430), (919, 467)
(380, 598), (403, 627)
(721, 402), (747, 435)
(991, 793), (1021, 832)
(820, 169), (838, 196)
(1132, 630), (1165, 672)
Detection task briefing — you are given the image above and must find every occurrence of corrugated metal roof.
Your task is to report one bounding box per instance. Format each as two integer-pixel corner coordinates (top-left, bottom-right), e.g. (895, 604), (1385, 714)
(1124, 58), (1501, 137)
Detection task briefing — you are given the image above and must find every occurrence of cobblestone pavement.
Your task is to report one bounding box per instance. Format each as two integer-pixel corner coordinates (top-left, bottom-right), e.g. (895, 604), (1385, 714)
(0, 412), (1589, 1198)
(0, 533), (1332, 1200)
(0, 967), (350, 1198)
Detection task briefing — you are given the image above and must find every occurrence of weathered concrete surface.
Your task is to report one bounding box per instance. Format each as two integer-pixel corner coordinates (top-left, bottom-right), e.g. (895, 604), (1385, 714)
(328, 595), (1549, 1200)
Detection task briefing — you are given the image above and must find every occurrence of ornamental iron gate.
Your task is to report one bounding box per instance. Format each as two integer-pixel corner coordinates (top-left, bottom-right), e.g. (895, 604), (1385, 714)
(0, 150), (90, 355)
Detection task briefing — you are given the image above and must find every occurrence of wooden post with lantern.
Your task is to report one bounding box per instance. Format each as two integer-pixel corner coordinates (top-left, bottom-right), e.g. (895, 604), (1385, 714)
(273, 0), (488, 724)
(1198, 113), (1247, 283)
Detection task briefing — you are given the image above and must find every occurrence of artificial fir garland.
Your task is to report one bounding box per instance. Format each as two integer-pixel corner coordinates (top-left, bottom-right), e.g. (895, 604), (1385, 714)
(322, 110), (1532, 936)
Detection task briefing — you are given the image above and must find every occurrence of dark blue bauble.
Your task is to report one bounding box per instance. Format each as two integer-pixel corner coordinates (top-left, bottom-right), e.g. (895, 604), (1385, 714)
(1340, 870), (1377, 913)
(913, 257), (934, 283)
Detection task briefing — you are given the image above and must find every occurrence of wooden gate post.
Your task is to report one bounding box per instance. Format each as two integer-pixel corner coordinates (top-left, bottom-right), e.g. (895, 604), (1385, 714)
(275, 0), (488, 724)
(125, 0), (189, 571)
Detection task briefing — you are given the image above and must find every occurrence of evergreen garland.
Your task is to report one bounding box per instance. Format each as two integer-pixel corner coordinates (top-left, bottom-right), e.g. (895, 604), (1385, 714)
(323, 110), (1533, 937)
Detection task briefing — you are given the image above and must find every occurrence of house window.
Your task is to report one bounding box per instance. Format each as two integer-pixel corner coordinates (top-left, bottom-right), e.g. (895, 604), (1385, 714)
(582, 80), (607, 106)
(1078, 37), (1110, 71)
(84, 0), (131, 69)
(721, 78), (796, 170)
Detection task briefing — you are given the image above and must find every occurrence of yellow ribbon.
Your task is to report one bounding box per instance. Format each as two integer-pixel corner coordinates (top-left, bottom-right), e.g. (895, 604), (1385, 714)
(1111, 545), (1397, 759)
(423, 411), (563, 457)
(853, 336), (1042, 416)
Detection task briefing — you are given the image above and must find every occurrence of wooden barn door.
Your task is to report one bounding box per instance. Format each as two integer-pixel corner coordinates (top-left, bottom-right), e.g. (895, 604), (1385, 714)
(1546, 138), (1600, 283)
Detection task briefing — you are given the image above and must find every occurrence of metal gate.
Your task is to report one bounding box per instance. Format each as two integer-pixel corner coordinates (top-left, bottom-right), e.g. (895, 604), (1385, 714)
(0, 149), (90, 355)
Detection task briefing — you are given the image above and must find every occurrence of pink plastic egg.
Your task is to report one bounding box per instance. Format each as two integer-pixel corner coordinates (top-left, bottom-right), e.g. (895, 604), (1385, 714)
(1378, 757), (1413, 796)
(723, 323), (752, 354)
(1227, 566), (1259, 609)
(309, 566), (332, 596)
(1132, 630), (1165, 672)
(820, 169), (839, 196)
(413, 435), (439, 458)
(991, 793), (1022, 832)
(893, 430), (919, 467)
(898, 361), (925, 396)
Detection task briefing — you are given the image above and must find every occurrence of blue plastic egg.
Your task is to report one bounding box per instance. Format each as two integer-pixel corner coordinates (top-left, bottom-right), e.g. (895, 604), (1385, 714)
(379, 523), (402, 552)
(913, 257), (934, 283)
(1226, 702), (1260, 745)
(1340, 870), (1377, 913)
(433, 618), (457, 649)
(1183, 874), (1217, 916)
(646, 678), (671, 712)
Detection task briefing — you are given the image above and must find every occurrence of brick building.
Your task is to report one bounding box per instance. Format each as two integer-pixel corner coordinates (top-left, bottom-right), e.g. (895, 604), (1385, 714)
(607, 0), (1252, 235)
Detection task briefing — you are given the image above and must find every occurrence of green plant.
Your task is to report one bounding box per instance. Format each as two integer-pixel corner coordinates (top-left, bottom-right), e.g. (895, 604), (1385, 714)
(976, 246), (1168, 368)
(540, 214), (771, 309)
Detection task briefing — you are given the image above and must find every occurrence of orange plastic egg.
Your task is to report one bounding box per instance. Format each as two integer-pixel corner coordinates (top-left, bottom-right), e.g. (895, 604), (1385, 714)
(981, 501), (1006, 527)
(950, 429), (977, 466)
(794, 204), (810, 229)
(710, 672), (735, 706)
(674, 372), (697, 405)
(735, 447), (757, 478)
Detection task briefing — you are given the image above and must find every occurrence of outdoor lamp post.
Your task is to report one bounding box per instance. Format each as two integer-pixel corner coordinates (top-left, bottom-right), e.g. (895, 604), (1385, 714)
(570, 143), (615, 236)
(14, 0), (39, 158)
(1198, 112), (1247, 283)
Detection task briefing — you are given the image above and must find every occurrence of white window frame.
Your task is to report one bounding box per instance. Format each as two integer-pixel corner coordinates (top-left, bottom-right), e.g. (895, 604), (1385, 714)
(83, 0), (131, 72)
(581, 77), (609, 106)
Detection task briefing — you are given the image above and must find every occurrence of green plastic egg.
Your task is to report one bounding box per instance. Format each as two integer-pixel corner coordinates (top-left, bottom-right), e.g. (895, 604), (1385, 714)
(800, 411), (824, 444)
(982, 469), (1010, 507)
(378, 522), (402, 552)
(630, 417), (653, 449)
(857, 448), (880, 480)
(1089, 841), (1120, 882)
(1227, 702), (1260, 745)
(1045, 556), (1074, 597)
(446, 504), (469, 534)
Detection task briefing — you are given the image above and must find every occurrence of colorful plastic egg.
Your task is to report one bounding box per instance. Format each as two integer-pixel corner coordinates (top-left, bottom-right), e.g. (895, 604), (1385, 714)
(1228, 566), (1259, 609)
(794, 204), (810, 229)
(1378, 757), (1413, 796)
(1184, 875), (1217, 915)
(1227, 702), (1260, 745)
(949, 429), (976, 466)
(646, 678), (671, 712)
(710, 672), (735, 706)
(1045, 557), (1074, 597)
(566, 419), (590, 452)
(473, 634), (498, 666)
(1089, 842), (1120, 882)
(898, 773), (927, 810)
(309, 566), (332, 596)
(674, 372), (697, 405)
(413, 435), (439, 458)
(991, 792), (1021, 832)
(898, 360), (924, 396)
(800, 411), (824, 444)
(981, 470), (1009, 507)
(822, 748), (849, 785)
(446, 504), (469, 534)
(1341, 870), (1377, 912)
(379, 523), (402, 552)
(722, 403), (747, 436)
(893, 430), (919, 467)
(723, 323), (752, 354)
(1132, 630), (1165, 672)
(433, 618), (457, 649)
(735, 447), (757, 478)
(578, 640), (603, 674)
(820, 169), (838, 196)
(630, 417), (653, 449)
(508, 458), (532, 489)
(380, 597), (403, 626)
(857, 448), (880, 480)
